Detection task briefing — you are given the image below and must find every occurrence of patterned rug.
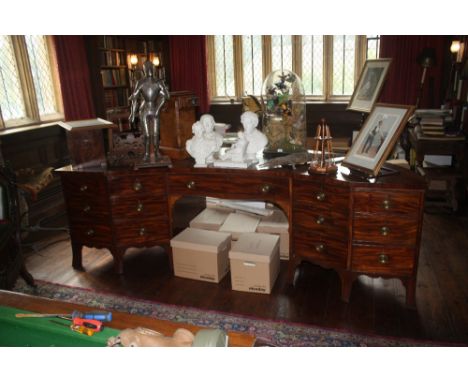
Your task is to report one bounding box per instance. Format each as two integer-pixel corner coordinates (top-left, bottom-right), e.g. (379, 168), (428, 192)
(12, 279), (445, 347)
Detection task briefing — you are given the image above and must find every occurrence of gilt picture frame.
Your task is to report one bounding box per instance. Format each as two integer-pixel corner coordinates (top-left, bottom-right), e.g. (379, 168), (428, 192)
(343, 103), (414, 176)
(0, 106), (5, 130)
(347, 59), (392, 113)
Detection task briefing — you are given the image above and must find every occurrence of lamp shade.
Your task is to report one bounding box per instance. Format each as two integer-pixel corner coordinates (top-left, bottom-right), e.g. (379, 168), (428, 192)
(130, 54), (138, 66)
(450, 40), (461, 54)
(417, 48), (437, 68)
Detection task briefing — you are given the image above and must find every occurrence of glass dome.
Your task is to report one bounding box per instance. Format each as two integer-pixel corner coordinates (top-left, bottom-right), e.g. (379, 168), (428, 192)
(261, 70), (306, 155)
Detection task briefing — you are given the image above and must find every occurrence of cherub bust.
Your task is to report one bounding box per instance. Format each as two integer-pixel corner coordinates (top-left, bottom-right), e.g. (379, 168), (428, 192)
(200, 114), (223, 163)
(241, 111), (268, 159)
(186, 121), (217, 167)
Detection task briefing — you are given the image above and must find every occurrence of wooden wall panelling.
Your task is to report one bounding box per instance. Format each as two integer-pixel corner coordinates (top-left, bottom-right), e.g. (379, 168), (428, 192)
(0, 124), (70, 227)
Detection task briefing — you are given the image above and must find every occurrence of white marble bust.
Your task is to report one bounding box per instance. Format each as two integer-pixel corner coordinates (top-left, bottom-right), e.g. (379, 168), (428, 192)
(200, 114), (223, 163)
(241, 111), (268, 159)
(186, 121), (217, 167)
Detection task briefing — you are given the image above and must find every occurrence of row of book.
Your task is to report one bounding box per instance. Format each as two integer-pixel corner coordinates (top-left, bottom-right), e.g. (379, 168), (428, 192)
(100, 51), (126, 67)
(104, 88), (130, 109)
(98, 36), (124, 50)
(125, 39), (148, 54)
(100, 68), (127, 87)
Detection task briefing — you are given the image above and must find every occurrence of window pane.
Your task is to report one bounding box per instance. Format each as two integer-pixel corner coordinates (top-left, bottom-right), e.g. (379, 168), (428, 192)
(332, 35), (355, 95)
(242, 35), (263, 95)
(25, 35), (58, 116)
(0, 36), (26, 121)
(301, 35), (324, 96)
(271, 35), (292, 72)
(214, 35), (235, 97)
(366, 35), (380, 59)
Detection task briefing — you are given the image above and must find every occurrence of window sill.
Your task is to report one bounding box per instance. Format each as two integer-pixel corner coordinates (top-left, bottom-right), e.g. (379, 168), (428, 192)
(209, 100), (350, 107)
(2, 115), (64, 132)
(0, 120), (65, 137)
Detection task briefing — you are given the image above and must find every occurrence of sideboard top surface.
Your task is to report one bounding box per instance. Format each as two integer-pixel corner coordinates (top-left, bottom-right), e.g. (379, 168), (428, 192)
(55, 160), (426, 190)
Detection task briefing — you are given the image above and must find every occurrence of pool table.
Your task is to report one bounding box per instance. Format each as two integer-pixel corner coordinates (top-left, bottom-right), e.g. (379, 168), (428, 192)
(0, 290), (255, 347)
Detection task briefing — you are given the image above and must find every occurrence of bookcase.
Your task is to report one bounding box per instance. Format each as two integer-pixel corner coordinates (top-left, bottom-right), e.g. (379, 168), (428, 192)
(85, 35), (170, 132)
(97, 36), (129, 113)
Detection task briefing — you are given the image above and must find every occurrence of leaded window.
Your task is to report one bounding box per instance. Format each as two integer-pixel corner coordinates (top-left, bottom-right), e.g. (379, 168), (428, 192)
(0, 35), (62, 129)
(207, 35), (380, 102)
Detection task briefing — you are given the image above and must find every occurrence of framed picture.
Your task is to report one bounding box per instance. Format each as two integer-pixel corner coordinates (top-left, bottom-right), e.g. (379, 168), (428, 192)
(343, 103), (414, 176)
(347, 59), (392, 113)
(0, 106), (4, 130)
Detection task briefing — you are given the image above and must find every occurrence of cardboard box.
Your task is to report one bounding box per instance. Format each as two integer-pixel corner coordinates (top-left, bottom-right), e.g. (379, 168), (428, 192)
(219, 212), (261, 241)
(189, 208), (231, 231)
(256, 208), (289, 260)
(229, 233), (280, 294)
(170, 228), (231, 283)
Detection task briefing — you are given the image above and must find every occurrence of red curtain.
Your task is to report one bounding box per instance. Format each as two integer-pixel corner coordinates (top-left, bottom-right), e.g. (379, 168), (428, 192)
(169, 36), (209, 114)
(379, 35), (446, 109)
(53, 36), (96, 121)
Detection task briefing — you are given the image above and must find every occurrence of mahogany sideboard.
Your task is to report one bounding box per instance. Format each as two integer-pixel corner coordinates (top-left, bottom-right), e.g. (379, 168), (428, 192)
(56, 160), (426, 305)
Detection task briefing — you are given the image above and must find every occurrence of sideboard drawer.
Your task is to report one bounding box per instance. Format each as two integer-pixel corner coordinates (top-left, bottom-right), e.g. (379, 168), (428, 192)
(353, 214), (419, 246)
(294, 229), (348, 268)
(61, 173), (107, 198)
(169, 174), (289, 201)
(294, 208), (348, 238)
(353, 190), (421, 215)
(110, 196), (168, 219)
(113, 217), (170, 246)
(108, 172), (166, 198)
(66, 196), (110, 223)
(227, 176), (289, 201)
(351, 245), (415, 276)
(294, 181), (349, 210)
(169, 174), (227, 196)
(69, 223), (112, 246)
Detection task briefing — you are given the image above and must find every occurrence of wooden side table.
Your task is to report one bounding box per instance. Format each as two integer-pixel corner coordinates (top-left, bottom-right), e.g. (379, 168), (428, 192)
(408, 128), (466, 211)
(59, 118), (116, 167)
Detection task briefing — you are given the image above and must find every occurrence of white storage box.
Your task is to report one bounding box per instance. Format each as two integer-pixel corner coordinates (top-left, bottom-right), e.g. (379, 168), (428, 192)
(189, 208), (231, 231)
(170, 228), (231, 283)
(229, 233), (280, 294)
(219, 212), (261, 241)
(256, 208), (289, 259)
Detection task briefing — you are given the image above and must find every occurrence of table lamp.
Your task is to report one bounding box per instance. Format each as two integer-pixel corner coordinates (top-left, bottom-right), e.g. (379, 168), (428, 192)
(129, 54), (139, 89)
(415, 48), (436, 109)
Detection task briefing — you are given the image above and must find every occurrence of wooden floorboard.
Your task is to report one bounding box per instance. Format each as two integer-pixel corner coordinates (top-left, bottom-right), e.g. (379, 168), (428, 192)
(19, 212), (468, 345)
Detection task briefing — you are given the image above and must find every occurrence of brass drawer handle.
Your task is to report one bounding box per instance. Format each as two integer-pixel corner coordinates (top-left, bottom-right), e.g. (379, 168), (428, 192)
(380, 226), (390, 236)
(316, 192), (326, 202)
(315, 244), (325, 253)
(86, 229), (94, 236)
(83, 205), (91, 213)
(383, 199), (391, 210)
(139, 227), (146, 236)
(378, 254), (389, 264)
(316, 216), (325, 225)
(133, 181), (143, 191)
(80, 185), (88, 192)
(261, 184), (271, 194)
(187, 180), (196, 190)
(136, 202), (143, 212)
